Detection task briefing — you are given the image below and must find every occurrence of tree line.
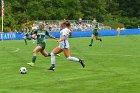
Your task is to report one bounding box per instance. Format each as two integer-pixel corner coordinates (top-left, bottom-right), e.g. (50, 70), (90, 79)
(0, 0), (140, 31)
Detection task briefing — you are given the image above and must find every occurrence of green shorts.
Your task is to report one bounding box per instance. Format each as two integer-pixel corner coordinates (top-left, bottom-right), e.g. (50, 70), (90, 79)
(37, 42), (46, 49)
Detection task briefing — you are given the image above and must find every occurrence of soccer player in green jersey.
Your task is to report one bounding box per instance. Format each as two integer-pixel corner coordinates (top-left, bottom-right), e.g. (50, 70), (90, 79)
(89, 19), (102, 46)
(27, 23), (56, 66)
(23, 26), (32, 45)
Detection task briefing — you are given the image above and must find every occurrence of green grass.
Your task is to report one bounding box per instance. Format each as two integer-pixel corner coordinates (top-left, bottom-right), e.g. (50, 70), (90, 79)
(0, 35), (140, 93)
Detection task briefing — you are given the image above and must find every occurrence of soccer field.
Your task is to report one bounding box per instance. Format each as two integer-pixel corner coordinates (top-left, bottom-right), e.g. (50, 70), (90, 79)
(0, 35), (140, 93)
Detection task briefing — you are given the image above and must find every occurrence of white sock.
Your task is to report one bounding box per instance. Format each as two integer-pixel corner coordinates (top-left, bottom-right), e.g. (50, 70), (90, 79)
(67, 56), (80, 62)
(51, 52), (55, 65)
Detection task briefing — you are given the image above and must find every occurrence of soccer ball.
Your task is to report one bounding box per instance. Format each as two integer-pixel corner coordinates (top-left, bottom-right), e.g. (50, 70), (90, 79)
(20, 67), (27, 74)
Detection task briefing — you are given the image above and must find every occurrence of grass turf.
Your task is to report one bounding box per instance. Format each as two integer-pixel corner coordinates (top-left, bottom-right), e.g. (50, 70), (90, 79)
(0, 35), (140, 93)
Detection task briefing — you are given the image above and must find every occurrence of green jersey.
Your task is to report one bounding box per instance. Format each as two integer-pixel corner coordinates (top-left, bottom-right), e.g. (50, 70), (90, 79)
(91, 23), (99, 36)
(92, 23), (98, 33)
(34, 29), (49, 44)
(23, 27), (32, 39)
(23, 27), (29, 35)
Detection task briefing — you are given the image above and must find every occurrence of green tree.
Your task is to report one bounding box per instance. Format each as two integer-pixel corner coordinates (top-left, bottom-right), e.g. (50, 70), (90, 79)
(1, 0), (140, 31)
(80, 0), (107, 21)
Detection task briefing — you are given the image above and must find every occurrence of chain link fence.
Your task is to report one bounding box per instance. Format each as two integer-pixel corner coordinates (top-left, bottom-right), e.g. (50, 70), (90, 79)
(32, 20), (112, 31)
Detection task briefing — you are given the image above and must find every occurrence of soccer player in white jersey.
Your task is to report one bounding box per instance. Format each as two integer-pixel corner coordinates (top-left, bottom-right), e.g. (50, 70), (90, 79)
(48, 21), (85, 71)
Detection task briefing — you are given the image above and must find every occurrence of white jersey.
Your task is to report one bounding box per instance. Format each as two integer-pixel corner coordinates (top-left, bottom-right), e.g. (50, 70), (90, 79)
(59, 28), (70, 49)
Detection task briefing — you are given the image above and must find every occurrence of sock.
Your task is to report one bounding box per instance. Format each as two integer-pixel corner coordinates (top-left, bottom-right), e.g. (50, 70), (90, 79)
(90, 39), (93, 45)
(97, 38), (102, 41)
(32, 56), (36, 63)
(67, 57), (80, 62)
(52, 64), (55, 68)
(24, 39), (27, 45)
(51, 53), (55, 67)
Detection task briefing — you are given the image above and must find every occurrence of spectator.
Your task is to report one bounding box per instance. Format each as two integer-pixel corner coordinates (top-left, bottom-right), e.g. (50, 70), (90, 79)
(116, 27), (121, 36)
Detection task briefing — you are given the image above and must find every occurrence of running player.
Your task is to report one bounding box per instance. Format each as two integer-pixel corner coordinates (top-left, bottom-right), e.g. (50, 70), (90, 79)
(27, 23), (57, 66)
(48, 21), (85, 71)
(89, 19), (102, 46)
(23, 26), (32, 45)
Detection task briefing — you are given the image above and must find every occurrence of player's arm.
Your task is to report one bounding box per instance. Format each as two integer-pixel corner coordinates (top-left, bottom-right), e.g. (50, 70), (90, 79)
(69, 30), (72, 37)
(32, 30), (37, 36)
(30, 30), (36, 38)
(57, 30), (67, 42)
(48, 34), (56, 39)
(57, 35), (66, 42)
(46, 31), (56, 40)
(24, 30), (27, 34)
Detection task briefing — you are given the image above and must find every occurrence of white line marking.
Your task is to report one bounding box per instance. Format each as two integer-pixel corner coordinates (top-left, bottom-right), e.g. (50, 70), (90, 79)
(4, 47), (20, 53)
(12, 48), (20, 52)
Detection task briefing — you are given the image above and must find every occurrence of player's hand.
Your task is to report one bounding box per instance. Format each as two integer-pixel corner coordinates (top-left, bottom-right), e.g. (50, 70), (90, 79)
(56, 39), (61, 42)
(55, 38), (58, 40)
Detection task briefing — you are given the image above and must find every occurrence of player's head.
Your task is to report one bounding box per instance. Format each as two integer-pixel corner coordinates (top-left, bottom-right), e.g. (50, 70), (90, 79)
(39, 22), (45, 30)
(61, 21), (71, 29)
(92, 18), (97, 24)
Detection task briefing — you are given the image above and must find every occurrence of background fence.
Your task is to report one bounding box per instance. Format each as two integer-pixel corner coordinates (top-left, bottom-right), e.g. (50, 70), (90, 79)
(0, 29), (140, 40)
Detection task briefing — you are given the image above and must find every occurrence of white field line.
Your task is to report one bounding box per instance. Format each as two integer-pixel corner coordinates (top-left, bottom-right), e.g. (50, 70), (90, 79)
(12, 48), (20, 52)
(5, 47), (20, 53)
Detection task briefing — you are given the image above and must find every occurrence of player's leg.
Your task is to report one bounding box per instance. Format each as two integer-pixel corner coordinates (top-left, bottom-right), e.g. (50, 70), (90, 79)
(95, 35), (102, 42)
(63, 48), (85, 68)
(118, 31), (120, 36)
(40, 47), (61, 57)
(89, 34), (94, 46)
(48, 47), (63, 71)
(24, 36), (27, 45)
(41, 50), (60, 57)
(40, 43), (50, 57)
(27, 46), (42, 66)
(40, 49), (50, 57)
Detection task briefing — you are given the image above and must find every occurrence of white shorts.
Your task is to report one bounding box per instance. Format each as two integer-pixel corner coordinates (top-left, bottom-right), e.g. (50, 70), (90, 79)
(58, 40), (69, 49)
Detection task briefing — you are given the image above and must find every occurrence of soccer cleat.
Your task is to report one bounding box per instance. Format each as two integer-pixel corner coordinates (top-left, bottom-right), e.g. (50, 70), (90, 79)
(100, 39), (102, 42)
(48, 66), (55, 71)
(89, 44), (92, 47)
(27, 62), (34, 66)
(79, 59), (85, 68)
(56, 54), (60, 57)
